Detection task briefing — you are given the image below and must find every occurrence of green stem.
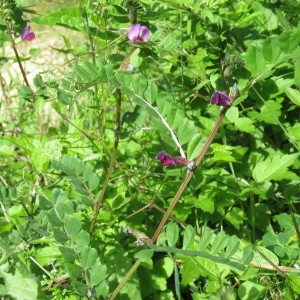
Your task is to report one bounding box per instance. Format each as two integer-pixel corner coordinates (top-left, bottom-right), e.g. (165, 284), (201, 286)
(108, 259), (142, 300)
(89, 89), (122, 234)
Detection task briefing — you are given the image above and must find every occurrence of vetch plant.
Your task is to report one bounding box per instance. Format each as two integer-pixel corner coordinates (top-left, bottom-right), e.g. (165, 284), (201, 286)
(1, 0), (300, 299)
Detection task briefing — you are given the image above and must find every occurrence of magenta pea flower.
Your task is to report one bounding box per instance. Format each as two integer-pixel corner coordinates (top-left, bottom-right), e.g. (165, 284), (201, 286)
(157, 151), (189, 166)
(210, 91), (231, 106)
(128, 24), (150, 43)
(157, 151), (195, 172)
(21, 25), (35, 41)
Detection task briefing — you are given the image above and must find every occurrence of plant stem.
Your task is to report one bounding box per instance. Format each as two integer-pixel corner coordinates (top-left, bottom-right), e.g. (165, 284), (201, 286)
(90, 46), (141, 233)
(6, 25), (31, 88)
(151, 105), (229, 242)
(89, 88), (122, 234)
(108, 259), (142, 300)
(109, 106), (229, 299)
(120, 46), (137, 71)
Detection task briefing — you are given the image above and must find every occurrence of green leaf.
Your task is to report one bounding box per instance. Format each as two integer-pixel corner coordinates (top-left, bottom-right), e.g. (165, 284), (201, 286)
(134, 249), (154, 262)
(166, 222), (179, 247)
(253, 153), (299, 183)
(132, 74), (148, 95)
(224, 235), (240, 259)
(0, 31), (10, 42)
(144, 81), (158, 103)
(148, 244), (245, 271)
(106, 245), (142, 299)
(0, 270), (38, 300)
(115, 70), (132, 87)
(18, 85), (33, 102)
(225, 207), (245, 229)
(195, 192), (215, 213)
(286, 274), (300, 294)
(55, 201), (74, 220)
(31, 147), (50, 173)
(167, 105), (185, 130)
(90, 261), (107, 286)
(245, 46), (266, 77)
(210, 231), (229, 255)
(262, 232), (277, 247)
(64, 215), (82, 236)
(46, 209), (62, 227)
(274, 245), (285, 257)
(74, 230), (90, 252)
(263, 36), (281, 63)
(35, 246), (61, 266)
(39, 196), (53, 210)
(81, 246), (98, 269)
(237, 281), (266, 300)
(130, 47), (143, 67)
(65, 263), (83, 280)
(242, 245), (254, 265)
(156, 91), (173, 116)
(197, 226), (213, 251)
(182, 225), (195, 250)
(95, 282), (110, 298)
(211, 143), (237, 162)
(284, 87), (300, 106)
(187, 134), (206, 160)
(252, 246), (279, 265)
(32, 7), (84, 29)
(278, 30), (300, 53)
(59, 246), (77, 263)
(53, 228), (69, 243)
(33, 74), (44, 88)
(178, 119), (196, 146)
(74, 64), (93, 82)
(258, 100), (282, 125)
(295, 58), (300, 88)
(70, 280), (88, 296)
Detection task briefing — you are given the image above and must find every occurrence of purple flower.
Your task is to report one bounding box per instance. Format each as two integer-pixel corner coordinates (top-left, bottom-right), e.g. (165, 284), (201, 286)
(157, 151), (192, 168)
(128, 24), (150, 43)
(157, 151), (175, 166)
(21, 25), (35, 41)
(210, 91), (231, 106)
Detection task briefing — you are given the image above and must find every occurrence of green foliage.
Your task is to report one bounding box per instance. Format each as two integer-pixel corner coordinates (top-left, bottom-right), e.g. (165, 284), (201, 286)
(0, 0), (300, 299)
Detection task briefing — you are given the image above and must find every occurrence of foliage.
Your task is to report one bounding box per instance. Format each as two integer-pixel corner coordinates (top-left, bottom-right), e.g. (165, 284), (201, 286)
(0, 0), (300, 299)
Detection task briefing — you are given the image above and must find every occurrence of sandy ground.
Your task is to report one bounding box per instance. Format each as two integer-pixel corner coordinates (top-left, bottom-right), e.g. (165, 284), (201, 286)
(1, 1), (79, 128)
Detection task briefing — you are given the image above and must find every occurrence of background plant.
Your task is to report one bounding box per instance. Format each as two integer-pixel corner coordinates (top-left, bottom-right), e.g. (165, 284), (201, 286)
(0, 0), (300, 299)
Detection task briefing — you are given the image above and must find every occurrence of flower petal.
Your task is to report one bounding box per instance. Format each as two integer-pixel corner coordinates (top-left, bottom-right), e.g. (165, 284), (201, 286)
(21, 25), (30, 40)
(25, 32), (35, 41)
(21, 25), (35, 41)
(139, 26), (150, 42)
(128, 24), (141, 43)
(157, 151), (175, 166)
(210, 91), (231, 106)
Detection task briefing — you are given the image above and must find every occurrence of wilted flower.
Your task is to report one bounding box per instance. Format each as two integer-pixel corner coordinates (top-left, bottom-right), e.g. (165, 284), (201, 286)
(124, 226), (152, 246)
(210, 91), (231, 106)
(157, 151), (194, 171)
(21, 25), (35, 41)
(128, 24), (150, 43)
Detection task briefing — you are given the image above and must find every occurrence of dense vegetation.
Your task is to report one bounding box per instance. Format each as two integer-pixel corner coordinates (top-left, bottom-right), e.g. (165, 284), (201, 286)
(0, 0), (300, 299)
